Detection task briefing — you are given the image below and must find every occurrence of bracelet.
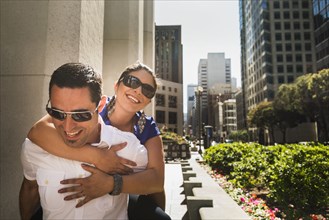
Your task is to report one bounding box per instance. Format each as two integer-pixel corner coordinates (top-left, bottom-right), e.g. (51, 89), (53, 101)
(109, 174), (123, 196)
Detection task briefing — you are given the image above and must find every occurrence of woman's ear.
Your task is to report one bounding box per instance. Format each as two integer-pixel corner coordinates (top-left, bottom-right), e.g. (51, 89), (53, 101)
(98, 95), (107, 112)
(114, 80), (119, 92)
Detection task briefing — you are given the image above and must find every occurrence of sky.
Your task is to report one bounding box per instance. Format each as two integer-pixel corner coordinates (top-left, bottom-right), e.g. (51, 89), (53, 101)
(154, 0), (241, 113)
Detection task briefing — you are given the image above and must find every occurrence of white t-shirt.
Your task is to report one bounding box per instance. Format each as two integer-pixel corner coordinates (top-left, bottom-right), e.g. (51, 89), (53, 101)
(21, 121), (148, 219)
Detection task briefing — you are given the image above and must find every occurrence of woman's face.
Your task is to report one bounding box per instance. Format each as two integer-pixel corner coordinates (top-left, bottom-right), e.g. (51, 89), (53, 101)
(115, 69), (156, 113)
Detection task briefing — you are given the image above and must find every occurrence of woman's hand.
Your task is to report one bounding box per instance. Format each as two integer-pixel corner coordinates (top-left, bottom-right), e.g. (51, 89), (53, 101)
(58, 164), (114, 208)
(95, 142), (137, 174)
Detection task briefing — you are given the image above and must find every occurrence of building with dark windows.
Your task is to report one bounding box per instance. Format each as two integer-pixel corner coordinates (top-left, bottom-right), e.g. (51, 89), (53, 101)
(154, 25), (183, 134)
(313, 0), (329, 70)
(239, 0), (317, 128)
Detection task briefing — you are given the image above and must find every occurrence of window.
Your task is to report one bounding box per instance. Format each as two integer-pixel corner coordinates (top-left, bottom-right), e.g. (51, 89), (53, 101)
(275, 22), (281, 30)
(304, 32), (311, 40)
(296, 65), (303, 73)
(283, 11), (290, 19)
(168, 112), (177, 124)
(287, 65), (293, 72)
(168, 95), (177, 108)
(293, 22), (300, 29)
(273, 1), (280, 8)
(276, 44), (282, 51)
(275, 33), (282, 41)
(287, 75), (294, 83)
(305, 43), (311, 50)
(274, 12), (280, 19)
(284, 22), (291, 30)
(277, 65), (284, 73)
(286, 43), (292, 51)
(302, 11), (309, 19)
(283, 1), (289, 8)
(156, 110), (165, 123)
(293, 11), (299, 19)
(306, 54), (312, 62)
(303, 22), (310, 29)
(278, 76), (285, 84)
(156, 94), (165, 106)
(296, 54), (302, 61)
(294, 33), (301, 40)
(285, 33), (291, 40)
(277, 54), (283, 62)
(295, 43), (302, 51)
(286, 54), (293, 62)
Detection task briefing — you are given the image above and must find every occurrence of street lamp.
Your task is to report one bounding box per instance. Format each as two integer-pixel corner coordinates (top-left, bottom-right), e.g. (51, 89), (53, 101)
(195, 86), (203, 155)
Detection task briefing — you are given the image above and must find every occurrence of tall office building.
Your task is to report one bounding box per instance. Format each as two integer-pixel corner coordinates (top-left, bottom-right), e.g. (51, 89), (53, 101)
(313, 0), (329, 70)
(239, 0), (316, 128)
(198, 53), (231, 125)
(155, 25), (183, 134)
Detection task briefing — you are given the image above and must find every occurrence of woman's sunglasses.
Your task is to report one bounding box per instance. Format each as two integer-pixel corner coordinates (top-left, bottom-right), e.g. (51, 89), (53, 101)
(46, 100), (99, 122)
(121, 75), (156, 99)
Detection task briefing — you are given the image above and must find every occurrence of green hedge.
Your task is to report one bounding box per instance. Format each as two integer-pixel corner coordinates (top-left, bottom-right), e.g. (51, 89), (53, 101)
(203, 142), (329, 216)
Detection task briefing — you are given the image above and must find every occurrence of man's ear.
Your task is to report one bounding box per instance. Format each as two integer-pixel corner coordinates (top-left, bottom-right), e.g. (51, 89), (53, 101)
(98, 95), (107, 113)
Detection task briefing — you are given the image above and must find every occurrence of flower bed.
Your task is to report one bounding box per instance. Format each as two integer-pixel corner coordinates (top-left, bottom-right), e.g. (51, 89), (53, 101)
(202, 142), (329, 220)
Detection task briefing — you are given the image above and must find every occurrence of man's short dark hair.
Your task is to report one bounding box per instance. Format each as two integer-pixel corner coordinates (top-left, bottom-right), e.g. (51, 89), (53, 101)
(49, 63), (103, 105)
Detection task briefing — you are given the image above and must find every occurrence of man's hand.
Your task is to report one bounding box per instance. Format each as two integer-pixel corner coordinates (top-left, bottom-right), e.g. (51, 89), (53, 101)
(58, 164), (114, 207)
(96, 142), (137, 174)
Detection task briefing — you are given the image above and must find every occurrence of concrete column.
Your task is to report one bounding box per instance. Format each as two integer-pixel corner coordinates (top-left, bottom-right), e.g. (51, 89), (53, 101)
(103, 0), (144, 96)
(0, 1), (104, 218)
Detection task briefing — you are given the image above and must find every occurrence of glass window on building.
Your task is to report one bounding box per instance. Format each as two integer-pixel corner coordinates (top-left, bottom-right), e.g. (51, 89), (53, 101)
(284, 22), (291, 30)
(302, 0), (309, 9)
(276, 44), (282, 51)
(156, 94), (165, 107)
(156, 110), (165, 124)
(286, 54), (293, 62)
(277, 65), (284, 73)
(273, 1), (280, 9)
(295, 43), (302, 51)
(275, 33), (282, 41)
(296, 65), (303, 73)
(168, 112), (177, 124)
(286, 43), (292, 51)
(283, 11), (290, 19)
(293, 11), (300, 19)
(303, 22), (310, 29)
(274, 12), (281, 19)
(293, 22), (300, 29)
(287, 75), (294, 83)
(278, 75), (285, 84)
(302, 11), (309, 19)
(306, 54), (312, 62)
(283, 0), (289, 8)
(277, 54), (283, 62)
(294, 33), (301, 40)
(296, 53), (302, 61)
(275, 22), (281, 30)
(287, 65), (294, 72)
(168, 95), (177, 108)
(285, 33), (291, 40)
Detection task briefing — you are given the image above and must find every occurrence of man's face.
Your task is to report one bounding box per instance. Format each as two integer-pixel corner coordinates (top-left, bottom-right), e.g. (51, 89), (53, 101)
(49, 85), (100, 148)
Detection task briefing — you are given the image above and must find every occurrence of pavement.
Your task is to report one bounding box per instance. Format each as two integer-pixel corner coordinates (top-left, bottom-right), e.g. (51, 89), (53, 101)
(164, 151), (203, 220)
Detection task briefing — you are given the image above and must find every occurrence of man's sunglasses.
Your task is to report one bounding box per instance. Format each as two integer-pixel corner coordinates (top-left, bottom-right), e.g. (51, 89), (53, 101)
(46, 100), (99, 122)
(121, 75), (156, 99)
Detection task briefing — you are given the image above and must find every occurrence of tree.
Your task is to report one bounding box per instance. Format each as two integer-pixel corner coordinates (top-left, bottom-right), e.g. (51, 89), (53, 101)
(295, 69), (329, 142)
(273, 83), (306, 143)
(248, 101), (276, 144)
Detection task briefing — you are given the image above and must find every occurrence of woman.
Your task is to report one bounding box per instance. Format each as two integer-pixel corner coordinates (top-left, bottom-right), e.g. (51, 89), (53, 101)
(28, 62), (170, 220)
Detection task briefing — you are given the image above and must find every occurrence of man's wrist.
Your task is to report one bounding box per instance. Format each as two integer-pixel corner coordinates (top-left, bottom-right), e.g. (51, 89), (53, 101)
(109, 174), (123, 196)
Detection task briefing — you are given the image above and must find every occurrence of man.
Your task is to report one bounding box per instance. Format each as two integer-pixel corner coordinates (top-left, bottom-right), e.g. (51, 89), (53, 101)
(19, 63), (148, 219)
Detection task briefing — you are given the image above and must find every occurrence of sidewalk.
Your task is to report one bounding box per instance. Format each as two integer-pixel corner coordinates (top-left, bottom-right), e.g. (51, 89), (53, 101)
(164, 151), (203, 220)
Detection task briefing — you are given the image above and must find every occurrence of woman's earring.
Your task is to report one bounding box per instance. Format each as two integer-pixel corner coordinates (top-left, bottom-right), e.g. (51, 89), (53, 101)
(138, 111), (146, 134)
(107, 96), (116, 118)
